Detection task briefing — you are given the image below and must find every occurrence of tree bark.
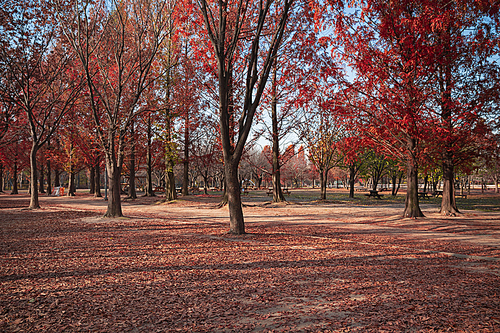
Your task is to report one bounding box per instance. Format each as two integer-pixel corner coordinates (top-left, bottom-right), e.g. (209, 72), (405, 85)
(440, 154), (459, 215)
(128, 120), (137, 199)
(319, 169), (327, 200)
(54, 169), (60, 187)
(182, 111), (189, 196)
(46, 159), (52, 196)
(89, 166), (96, 194)
(403, 150), (424, 218)
(349, 166), (356, 199)
(0, 163), (3, 192)
(94, 161), (102, 197)
(226, 159), (245, 234)
(29, 142), (40, 208)
(39, 162), (45, 193)
(67, 167), (76, 196)
(271, 59), (285, 203)
(144, 114), (155, 197)
(11, 160), (18, 195)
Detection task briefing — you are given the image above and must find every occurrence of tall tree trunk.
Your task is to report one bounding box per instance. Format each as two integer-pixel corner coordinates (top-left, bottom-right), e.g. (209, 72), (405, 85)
(29, 142), (40, 209)
(0, 163), (4, 192)
(403, 149), (424, 218)
(67, 167), (76, 196)
(94, 161), (102, 197)
(104, 157), (123, 217)
(89, 166), (96, 194)
(320, 169), (327, 200)
(226, 159), (244, 234)
(144, 115), (155, 197)
(182, 111), (189, 196)
(271, 59), (285, 203)
(128, 120), (137, 199)
(54, 169), (61, 187)
(349, 165), (356, 199)
(46, 159), (52, 196)
(39, 162), (45, 193)
(11, 160), (18, 195)
(440, 154), (459, 215)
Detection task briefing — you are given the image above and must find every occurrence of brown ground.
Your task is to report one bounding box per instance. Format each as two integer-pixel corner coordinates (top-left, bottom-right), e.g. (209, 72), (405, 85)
(1, 189), (499, 332)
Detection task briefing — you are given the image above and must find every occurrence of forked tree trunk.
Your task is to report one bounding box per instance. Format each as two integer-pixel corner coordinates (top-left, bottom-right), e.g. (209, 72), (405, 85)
(440, 155), (459, 215)
(403, 152), (424, 218)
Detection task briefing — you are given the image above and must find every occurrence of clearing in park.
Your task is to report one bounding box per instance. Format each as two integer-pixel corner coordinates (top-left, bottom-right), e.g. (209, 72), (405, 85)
(1, 188), (499, 332)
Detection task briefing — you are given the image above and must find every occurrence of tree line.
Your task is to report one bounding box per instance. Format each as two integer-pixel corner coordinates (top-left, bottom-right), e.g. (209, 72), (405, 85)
(1, 0), (499, 233)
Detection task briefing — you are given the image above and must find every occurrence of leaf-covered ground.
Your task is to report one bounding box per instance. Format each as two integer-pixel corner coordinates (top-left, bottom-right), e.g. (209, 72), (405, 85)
(1, 193), (499, 332)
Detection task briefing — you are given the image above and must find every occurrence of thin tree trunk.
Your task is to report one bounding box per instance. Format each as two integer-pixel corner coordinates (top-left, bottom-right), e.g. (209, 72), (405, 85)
(182, 111), (189, 196)
(11, 161), (18, 195)
(29, 143), (40, 209)
(95, 161), (102, 197)
(39, 162), (45, 193)
(128, 121), (137, 199)
(0, 163), (4, 192)
(144, 114), (155, 197)
(46, 159), (52, 196)
(271, 59), (285, 203)
(89, 166), (96, 194)
(349, 166), (355, 199)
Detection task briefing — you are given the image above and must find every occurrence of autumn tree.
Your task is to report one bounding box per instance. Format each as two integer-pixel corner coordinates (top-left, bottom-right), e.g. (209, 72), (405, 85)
(194, 0), (295, 234)
(56, 0), (177, 216)
(337, 0), (439, 217)
(1, 0), (83, 208)
(424, 0), (500, 215)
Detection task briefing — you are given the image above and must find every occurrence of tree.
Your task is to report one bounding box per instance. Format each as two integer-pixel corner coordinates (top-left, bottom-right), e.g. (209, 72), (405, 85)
(194, 0), (295, 234)
(56, 0), (177, 217)
(1, 0), (83, 208)
(338, 0), (438, 217)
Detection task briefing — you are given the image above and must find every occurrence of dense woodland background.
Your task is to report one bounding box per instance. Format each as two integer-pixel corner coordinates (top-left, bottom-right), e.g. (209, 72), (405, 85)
(1, 0), (500, 232)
